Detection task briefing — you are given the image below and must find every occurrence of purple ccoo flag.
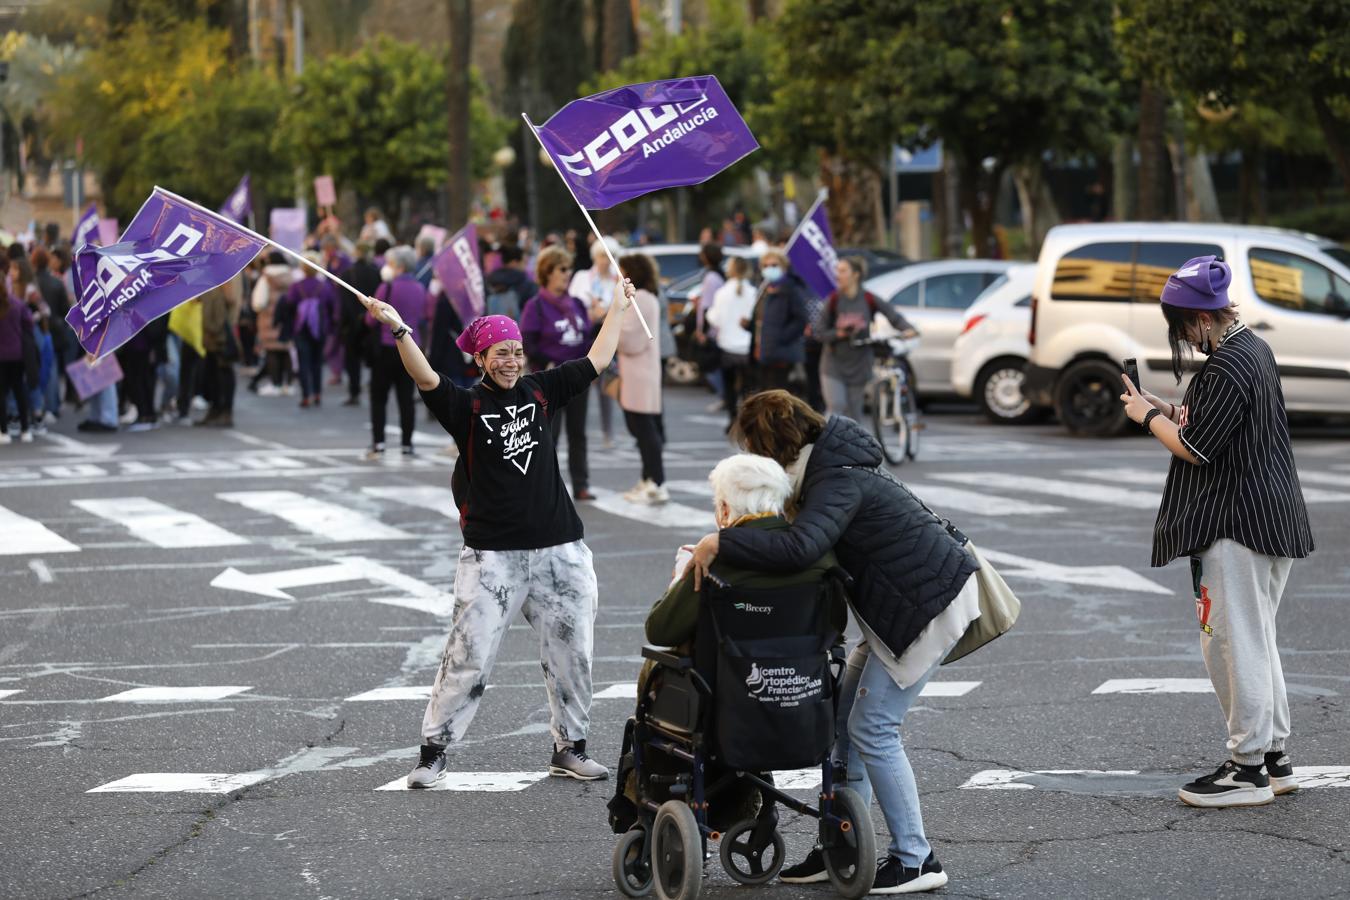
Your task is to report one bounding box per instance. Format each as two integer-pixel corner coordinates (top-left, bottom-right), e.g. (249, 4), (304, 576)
(67, 187), (267, 358)
(531, 75), (758, 210)
(786, 196), (839, 300)
(219, 174), (252, 224)
(432, 223), (485, 324)
(72, 204), (100, 250)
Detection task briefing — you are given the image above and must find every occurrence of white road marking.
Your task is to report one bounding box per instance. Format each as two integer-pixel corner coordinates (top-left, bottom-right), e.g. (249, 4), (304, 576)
(362, 485), (456, 517)
(979, 548), (1172, 595)
(384, 426), (455, 447)
(921, 681), (982, 697)
(1302, 471), (1350, 488)
(662, 479), (713, 497)
(212, 555), (454, 613)
(216, 490), (411, 541)
(0, 690), (23, 700)
(345, 686), (433, 702)
(773, 768), (826, 790)
(1078, 467), (1350, 502)
(961, 767), (1350, 791)
(588, 487), (715, 531)
(905, 483), (1064, 517)
(72, 497), (249, 548)
(593, 682), (638, 699)
(1092, 678), (1212, 694)
(27, 560), (53, 583)
(934, 473), (1160, 509)
(87, 772), (271, 793)
(97, 686), (254, 703)
(0, 504), (80, 554)
(40, 432), (122, 458)
(375, 772), (551, 792)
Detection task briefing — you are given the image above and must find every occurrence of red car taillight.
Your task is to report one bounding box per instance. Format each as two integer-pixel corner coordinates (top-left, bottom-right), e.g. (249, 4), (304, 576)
(959, 314), (987, 336)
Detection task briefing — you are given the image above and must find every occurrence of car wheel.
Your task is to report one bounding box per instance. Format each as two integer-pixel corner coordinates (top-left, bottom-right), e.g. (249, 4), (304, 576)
(1055, 358), (1129, 436)
(975, 357), (1045, 425)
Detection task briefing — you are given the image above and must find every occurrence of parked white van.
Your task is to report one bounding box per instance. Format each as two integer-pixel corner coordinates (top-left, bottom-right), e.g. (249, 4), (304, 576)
(1024, 223), (1350, 436)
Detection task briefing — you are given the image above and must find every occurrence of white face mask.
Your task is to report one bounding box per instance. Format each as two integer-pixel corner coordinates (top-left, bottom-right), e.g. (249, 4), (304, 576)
(380, 265), (394, 282)
(762, 265), (784, 283)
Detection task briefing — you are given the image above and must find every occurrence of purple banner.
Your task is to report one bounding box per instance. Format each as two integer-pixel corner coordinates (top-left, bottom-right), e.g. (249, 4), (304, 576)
(72, 204), (100, 250)
(786, 199), (839, 300)
(66, 188), (267, 358)
(219, 174), (252, 224)
(269, 207), (306, 253)
(431, 223), (485, 324)
(65, 353), (124, 401)
(533, 75), (759, 210)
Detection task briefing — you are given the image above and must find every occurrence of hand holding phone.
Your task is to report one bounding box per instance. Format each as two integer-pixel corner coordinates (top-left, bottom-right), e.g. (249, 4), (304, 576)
(1123, 357), (1140, 391)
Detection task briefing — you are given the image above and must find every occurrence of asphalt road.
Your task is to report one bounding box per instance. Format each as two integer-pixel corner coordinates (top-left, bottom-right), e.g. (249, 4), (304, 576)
(1, 377), (1347, 900)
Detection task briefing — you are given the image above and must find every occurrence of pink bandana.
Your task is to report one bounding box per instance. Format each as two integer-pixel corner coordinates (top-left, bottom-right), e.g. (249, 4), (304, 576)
(455, 315), (522, 355)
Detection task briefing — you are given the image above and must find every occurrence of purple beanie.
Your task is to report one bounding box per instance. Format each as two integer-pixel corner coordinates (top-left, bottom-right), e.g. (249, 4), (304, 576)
(1160, 255), (1232, 310)
(455, 315), (522, 354)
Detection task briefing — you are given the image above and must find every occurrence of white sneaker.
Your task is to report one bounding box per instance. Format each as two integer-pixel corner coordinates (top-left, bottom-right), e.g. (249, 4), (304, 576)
(647, 483), (670, 504)
(43, 411), (58, 425)
(19, 431), (33, 443)
(119, 407), (139, 424)
(622, 480), (654, 503)
(191, 396), (209, 411)
(0, 432), (10, 445)
(257, 383), (280, 397)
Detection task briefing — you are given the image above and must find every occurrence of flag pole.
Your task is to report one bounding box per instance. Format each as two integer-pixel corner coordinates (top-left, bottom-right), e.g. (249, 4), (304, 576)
(153, 186), (378, 309)
(784, 188), (829, 254)
(520, 114), (654, 342)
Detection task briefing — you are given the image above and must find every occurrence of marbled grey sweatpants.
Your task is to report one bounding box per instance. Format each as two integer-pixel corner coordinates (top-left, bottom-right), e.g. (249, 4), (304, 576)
(421, 540), (599, 748)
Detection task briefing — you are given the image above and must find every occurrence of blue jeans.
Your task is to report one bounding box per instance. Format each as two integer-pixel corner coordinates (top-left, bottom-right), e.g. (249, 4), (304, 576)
(294, 331), (324, 400)
(87, 384), (119, 428)
(832, 643), (942, 865)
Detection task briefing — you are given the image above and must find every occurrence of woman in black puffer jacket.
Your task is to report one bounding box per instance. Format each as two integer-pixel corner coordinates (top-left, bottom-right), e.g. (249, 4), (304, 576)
(691, 390), (979, 893)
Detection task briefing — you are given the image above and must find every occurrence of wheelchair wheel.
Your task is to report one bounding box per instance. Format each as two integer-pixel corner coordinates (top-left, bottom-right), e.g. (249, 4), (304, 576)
(821, 787), (875, 899)
(718, 817), (785, 885)
(612, 826), (653, 897)
(651, 800), (703, 900)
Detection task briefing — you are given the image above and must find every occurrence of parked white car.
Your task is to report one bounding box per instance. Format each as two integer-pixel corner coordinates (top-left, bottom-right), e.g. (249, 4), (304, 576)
(1025, 222), (1350, 436)
(864, 259), (1015, 397)
(951, 264), (1046, 423)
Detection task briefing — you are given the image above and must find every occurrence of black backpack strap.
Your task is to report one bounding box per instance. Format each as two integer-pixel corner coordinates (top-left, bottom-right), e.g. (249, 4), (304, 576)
(531, 386), (549, 419)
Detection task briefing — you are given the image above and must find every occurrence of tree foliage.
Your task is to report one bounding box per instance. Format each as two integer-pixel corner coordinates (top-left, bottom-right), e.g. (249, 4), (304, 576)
(277, 35), (508, 215)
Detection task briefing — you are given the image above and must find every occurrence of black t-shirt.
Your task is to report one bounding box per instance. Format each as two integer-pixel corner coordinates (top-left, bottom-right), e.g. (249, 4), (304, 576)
(420, 358), (598, 550)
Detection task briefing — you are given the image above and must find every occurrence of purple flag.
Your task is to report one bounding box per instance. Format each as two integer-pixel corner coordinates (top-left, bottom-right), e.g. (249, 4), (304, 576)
(532, 75), (759, 210)
(72, 204), (100, 250)
(219, 174), (252, 224)
(66, 188), (266, 358)
(431, 223), (485, 323)
(786, 198), (839, 300)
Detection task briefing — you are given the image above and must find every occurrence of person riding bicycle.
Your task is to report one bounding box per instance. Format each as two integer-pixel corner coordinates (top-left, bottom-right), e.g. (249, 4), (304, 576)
(815, 256), (917, 424)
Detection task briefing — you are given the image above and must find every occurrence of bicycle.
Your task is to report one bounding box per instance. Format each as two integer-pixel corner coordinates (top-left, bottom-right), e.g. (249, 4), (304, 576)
(856, 334), (922, 465)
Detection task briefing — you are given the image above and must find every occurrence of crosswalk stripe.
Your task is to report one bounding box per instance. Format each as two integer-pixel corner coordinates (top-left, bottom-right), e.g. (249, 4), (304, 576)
(87, 773), (270, 793)
(346, 687), (432, 702)
(362, 485), (456, 517)
(97, 686), (253, 702)
(1092, 678), (1212, 694)
(1077, 467), (1350, 503)
(905, 483), (1064, 517)
(217, 490), (411, 541)
(593, 682), (638, 699)
(375, 772), (550, 792)
(933, 473), (1159, 509)
(0, 503), (80, 554)
(961, 767), (1350, 791)
(0, 690), (23, 700)
(72, 498), (249, 548)
(588, 487), (715, 531)
(922, 681), (982, 697)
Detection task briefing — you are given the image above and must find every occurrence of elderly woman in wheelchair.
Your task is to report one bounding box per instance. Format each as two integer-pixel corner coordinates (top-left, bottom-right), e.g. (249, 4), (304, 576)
(608, 453), (875, 900)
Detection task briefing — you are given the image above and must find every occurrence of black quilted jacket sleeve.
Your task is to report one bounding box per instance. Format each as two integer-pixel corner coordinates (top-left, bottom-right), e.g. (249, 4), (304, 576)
(718, 468), (862, 569)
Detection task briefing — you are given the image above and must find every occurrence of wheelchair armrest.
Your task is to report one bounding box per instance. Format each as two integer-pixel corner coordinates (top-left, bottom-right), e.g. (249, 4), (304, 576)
(641, 645), (693, 671)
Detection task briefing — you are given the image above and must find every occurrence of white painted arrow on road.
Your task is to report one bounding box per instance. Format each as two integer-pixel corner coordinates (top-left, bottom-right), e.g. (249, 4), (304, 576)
(40, 432), (122, 458)
(210, 555), (455, 615)
(978, 549), (1172, 596)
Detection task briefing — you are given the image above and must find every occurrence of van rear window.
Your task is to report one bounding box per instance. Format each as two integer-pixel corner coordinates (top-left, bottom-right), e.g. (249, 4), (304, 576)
(1051, 242), (1134, 302)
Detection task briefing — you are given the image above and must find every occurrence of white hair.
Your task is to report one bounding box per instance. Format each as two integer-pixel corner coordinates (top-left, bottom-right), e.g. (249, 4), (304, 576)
(708, 454), (791, 523)
(388, 244), (418, 273)
(591, 235), (622, 265)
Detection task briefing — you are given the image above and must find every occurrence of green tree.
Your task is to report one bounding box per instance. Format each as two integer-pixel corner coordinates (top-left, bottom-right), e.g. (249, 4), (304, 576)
(47, 19), (294, 220)
(1117, 0), (1350, 193)
(277, 34), (508, 219)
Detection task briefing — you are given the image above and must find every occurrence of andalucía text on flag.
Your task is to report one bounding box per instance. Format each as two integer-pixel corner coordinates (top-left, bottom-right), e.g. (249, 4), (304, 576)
(67, 188), (267, 358)
(532, 75), (758, 210)
(786, 196), (840, 300)
(431, 223), (485, 324)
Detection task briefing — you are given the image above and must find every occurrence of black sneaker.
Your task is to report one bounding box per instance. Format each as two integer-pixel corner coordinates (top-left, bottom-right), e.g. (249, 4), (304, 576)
(1264, 751), (1298, 795)
(1178, 760), (1274, 808)
(779, 847), (828, 884)
(872, 853), (948, 894)
(406, 743), (447, 788)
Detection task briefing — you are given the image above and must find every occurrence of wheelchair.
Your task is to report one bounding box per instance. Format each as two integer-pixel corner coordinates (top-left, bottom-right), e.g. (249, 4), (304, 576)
(609, 572), (875, 900)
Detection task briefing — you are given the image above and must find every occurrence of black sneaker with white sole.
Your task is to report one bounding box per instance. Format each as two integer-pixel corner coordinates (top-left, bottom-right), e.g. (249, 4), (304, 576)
(406, 743), (447, 788)
(871, 853), (948, 894)
(549, 740), (608, 780)
(779, 847), (828, 884)
(1178, 760), (1274, 808)
(1264, 751), (1298, 795)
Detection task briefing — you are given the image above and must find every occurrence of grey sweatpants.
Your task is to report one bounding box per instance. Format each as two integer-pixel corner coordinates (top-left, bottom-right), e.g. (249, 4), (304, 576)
(1192, 539), (1295, 766)
(421, 540), (599, 748)
(821, 374), (866, 424)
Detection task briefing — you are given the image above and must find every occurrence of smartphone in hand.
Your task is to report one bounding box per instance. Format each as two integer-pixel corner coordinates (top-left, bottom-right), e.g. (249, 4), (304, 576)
(1123, 357), (1140, 391)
